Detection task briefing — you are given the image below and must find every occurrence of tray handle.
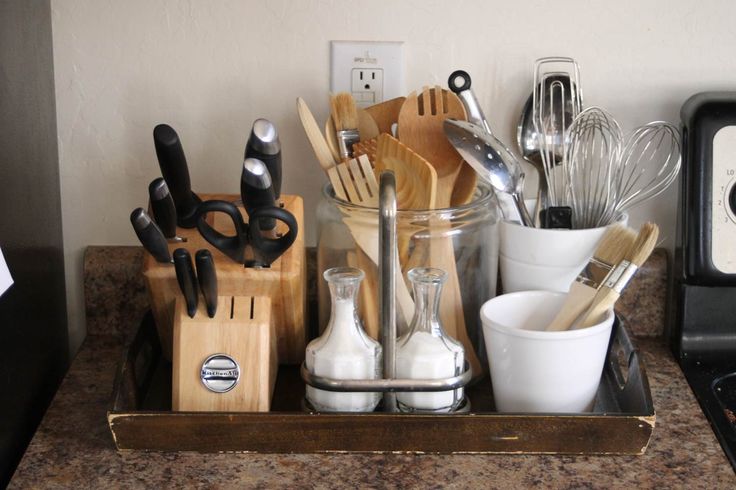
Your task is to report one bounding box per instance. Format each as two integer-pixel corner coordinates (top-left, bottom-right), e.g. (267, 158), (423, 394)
(110, 312), (162, 412)
(607, 316), (655, 415)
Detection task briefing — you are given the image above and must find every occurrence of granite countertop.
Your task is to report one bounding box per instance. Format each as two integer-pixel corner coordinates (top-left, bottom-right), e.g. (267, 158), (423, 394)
(9, 247), (736, 488)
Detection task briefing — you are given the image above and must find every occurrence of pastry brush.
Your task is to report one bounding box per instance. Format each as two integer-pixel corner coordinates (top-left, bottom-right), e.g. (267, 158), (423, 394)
(545, 224), (637, 331)
(575, 222), (659, 329)
(330, 92), (360, 159)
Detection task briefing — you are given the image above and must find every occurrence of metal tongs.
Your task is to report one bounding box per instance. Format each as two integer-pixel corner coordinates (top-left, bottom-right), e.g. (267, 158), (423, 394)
(300, 171), (472, 412)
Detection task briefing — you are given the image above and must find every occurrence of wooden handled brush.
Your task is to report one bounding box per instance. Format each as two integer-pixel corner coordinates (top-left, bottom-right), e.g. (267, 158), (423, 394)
(575, 222), (659, 329)
(330, 92), (360, 160)
(545, 225), (637, 331)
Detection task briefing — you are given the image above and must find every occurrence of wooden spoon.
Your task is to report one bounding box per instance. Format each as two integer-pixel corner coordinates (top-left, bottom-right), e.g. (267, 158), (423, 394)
(365, 96), (406, 134)
(397, 86), (468, 208)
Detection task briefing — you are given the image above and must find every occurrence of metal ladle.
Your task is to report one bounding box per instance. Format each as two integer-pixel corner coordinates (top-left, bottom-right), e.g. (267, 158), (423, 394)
(443, 119), (534, 226)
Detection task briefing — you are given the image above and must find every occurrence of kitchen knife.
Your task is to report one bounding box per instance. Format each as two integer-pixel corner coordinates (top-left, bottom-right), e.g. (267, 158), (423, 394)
(173, 248), (198, 318)
(153, 124), (201, 228)
(130, 208), (171, 263)
(148, 177), (184, 242)
(244, 118), (282, 199)
(240, 157), (277, 232)
(195, 249), (217, 318)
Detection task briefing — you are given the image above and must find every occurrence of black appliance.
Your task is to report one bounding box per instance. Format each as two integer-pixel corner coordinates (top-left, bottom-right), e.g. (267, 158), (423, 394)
(0, 1), (69, 486)
(669, 92), (736, 471)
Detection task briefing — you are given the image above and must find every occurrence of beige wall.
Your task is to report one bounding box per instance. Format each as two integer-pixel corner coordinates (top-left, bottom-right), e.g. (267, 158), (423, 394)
(51, 0), (736, 353)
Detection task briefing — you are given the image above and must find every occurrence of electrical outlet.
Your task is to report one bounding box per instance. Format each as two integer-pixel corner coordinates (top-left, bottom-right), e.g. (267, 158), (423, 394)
(330, 41), (404, 108)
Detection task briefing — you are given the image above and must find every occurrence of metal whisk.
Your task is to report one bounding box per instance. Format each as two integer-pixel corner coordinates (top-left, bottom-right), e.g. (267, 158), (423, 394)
(564, 107), (623, 229)
(601, 122), (681, 225)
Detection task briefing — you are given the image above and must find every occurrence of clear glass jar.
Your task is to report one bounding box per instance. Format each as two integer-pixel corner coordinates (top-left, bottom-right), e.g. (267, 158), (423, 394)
(396, 267), (465, 412)
(316, 181), (499, 377)
(305, 267), (382, 412)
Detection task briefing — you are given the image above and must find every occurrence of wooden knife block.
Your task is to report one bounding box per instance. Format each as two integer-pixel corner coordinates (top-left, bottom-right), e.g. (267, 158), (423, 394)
(172, 295), (277, 412)
(143, 193), (306, 364)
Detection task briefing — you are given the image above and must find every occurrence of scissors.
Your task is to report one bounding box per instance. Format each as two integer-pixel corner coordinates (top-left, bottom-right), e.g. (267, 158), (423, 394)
(195, 199), (297, 267)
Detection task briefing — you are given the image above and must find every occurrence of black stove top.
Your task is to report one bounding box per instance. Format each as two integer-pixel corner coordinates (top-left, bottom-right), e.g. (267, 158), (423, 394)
(679, 353), (736, 469)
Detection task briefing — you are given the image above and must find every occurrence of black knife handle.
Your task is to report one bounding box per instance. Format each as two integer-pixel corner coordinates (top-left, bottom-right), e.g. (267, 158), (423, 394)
(153, 124), (201, 228)
(195, 249), (218, 318)
(245, 148), (282, 200)
(240, 158), (277, 231)
(249, 206), (298, 267)
(130, 208), (171, 263)
(245, 119), (282, 198)
(148, 178), (177, 238)
(173, 248), (198, 318)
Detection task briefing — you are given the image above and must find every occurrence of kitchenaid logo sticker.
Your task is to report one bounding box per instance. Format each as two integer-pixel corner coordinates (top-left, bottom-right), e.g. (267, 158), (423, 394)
(202, 368), (238, 378)
(354, 52), (377, 64)
(200, 354), (240, 393)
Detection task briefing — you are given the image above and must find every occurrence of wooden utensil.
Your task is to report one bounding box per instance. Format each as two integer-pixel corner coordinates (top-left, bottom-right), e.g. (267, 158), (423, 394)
(296, 97), (337, 171)
(321, 153), (415, 327)
(365, 96), (406, 134)
(325, 108), (381, 162)
(346, 249), (379, 340)
(375, 133), (437, 275)
(375, 133), (437, 211)
(398, 86), (468, 208)
(352, 136), (379, 163)
(396, 90), (482, 374)
(451, 162), (478, 206)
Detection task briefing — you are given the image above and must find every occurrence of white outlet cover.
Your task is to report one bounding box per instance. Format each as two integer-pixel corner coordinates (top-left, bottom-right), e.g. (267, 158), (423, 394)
(330, 41), (404, 108)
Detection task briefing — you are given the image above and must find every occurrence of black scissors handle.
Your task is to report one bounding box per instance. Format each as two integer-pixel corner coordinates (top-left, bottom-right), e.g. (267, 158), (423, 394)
(249, 206), (298, 266)
(195, 200), (248, 264)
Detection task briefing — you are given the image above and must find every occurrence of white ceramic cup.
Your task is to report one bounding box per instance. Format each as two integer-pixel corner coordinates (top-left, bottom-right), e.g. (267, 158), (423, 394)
(499, 214), (627, 293)
(480, 291), (615, 413)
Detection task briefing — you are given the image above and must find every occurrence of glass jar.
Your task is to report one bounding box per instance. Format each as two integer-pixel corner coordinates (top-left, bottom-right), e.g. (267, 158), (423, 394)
(316, 181), (499, 377)
(305, 267), (382, 412)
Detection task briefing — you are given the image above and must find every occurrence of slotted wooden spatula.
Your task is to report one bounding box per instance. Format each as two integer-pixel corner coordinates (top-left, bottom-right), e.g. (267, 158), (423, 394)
(398, 86), (472, 208)
(322, 154), (415, 328)
(375, 133), (437, 211)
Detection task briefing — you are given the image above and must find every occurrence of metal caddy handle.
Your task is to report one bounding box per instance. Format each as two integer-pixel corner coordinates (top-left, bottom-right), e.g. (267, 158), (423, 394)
(301, 171), (473, 412)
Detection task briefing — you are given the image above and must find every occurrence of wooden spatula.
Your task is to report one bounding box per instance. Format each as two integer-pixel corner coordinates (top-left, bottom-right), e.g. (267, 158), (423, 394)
(352, 136), (379, 163)
(398, 86), (470, 208)
(365, 96), (406, 135)
(375, 133), (437, 211)
(397, 90), (483, 374)
(323, 154), (415, 328)
(374, 133), (437, 278)
(296, 97), (337, 171)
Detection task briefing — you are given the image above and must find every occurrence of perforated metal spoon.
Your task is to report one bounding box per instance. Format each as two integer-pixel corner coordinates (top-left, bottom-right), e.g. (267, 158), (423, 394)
(444, 119), (534, 226)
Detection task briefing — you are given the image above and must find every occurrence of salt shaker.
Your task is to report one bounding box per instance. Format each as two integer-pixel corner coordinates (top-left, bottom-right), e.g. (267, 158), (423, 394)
(396, 267), (465, 412)
(305, 267), (382, 412)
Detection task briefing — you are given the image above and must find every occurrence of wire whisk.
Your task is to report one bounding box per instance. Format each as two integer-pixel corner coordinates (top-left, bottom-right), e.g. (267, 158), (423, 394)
(601, 122), (681, 225)
(564, 107), (623, 229)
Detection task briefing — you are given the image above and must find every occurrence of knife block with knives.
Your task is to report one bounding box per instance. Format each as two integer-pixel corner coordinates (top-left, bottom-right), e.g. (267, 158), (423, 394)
(172, 295), (277, 412)
(143, 192), (306, 364)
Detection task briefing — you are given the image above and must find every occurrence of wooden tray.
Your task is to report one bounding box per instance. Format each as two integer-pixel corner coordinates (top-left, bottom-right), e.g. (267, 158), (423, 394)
(108, 313), (655, 454)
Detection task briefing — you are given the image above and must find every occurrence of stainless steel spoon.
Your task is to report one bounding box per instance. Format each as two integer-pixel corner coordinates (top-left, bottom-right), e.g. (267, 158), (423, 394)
(444, 119), (534, 226)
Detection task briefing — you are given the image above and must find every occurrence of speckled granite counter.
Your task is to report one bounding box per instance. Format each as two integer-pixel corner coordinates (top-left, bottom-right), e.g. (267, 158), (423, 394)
(9, 247), (736, 488)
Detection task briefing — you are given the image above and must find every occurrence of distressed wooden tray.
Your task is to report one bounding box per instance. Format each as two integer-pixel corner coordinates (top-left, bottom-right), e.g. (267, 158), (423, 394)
(108, 312), (654, 454)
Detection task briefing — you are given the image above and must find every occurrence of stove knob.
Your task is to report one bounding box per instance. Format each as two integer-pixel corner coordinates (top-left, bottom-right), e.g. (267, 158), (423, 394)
(729, 183), (736, 216)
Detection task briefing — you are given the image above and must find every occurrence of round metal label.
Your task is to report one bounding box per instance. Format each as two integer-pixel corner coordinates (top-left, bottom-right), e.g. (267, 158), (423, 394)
(200, 354), (240, 393)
